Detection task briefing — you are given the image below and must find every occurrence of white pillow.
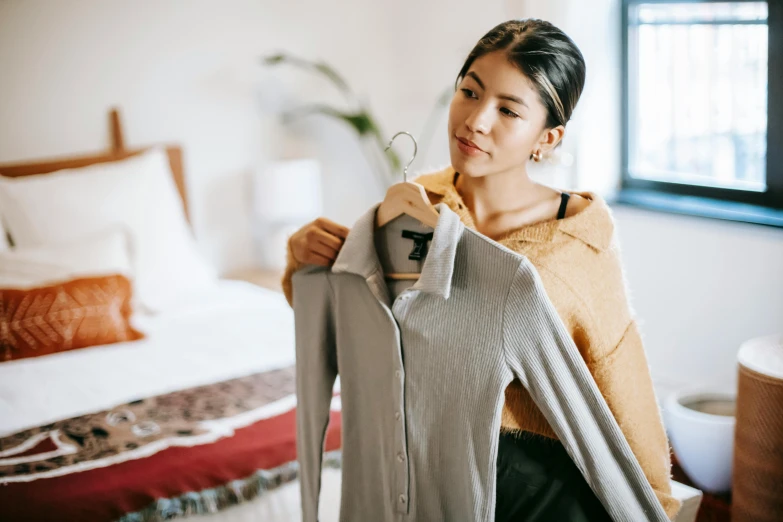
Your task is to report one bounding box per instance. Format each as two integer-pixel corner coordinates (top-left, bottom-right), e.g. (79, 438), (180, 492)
(0, 148), (216, 311)
(0, 227), (132, 289)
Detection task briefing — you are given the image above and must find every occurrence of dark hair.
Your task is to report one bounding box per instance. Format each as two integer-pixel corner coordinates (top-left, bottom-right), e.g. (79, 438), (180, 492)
(456, 19), (586, 130)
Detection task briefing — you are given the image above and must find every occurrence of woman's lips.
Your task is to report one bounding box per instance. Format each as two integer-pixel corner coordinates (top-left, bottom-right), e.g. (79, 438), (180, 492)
(456, 137), (486, 156)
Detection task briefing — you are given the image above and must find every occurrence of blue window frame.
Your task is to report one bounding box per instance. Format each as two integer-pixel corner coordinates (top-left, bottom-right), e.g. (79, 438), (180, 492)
(620, 0), (783, 227)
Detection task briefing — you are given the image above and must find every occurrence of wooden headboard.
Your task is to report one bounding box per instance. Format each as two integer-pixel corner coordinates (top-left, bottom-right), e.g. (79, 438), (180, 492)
(0, 109), (189, 220)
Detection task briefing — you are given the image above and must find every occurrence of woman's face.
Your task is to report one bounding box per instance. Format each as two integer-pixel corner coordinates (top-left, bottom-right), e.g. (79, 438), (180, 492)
(448, 50), (551, 178)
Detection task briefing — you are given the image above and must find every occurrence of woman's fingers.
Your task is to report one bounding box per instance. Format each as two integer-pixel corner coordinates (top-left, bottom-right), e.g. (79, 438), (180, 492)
(305, 251), (333, 267)
(290, 217), (349, 267)
(310, 239), (339, 261)
(303, 226), (342, 263)
(309, 226), (343, 252)
(316, 217), (349, 240)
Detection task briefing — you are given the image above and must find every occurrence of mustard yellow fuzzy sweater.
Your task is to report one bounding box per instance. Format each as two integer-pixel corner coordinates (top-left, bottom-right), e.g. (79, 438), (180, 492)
(282, 166), (681, 520)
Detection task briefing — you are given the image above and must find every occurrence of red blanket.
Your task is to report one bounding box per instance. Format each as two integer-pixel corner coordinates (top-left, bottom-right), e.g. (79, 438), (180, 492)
(0, 366), (341, 521)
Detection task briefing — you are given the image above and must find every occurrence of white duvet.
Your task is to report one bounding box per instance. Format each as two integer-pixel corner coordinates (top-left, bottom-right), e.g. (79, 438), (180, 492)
(0, 280), (296, 436)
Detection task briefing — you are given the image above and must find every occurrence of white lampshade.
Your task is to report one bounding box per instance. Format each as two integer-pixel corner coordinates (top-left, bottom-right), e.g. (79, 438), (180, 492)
(253, 159), (323, 223)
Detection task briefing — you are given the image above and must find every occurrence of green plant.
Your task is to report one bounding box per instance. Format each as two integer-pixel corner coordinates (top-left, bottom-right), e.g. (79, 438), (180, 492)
(262, 52), (451, 187)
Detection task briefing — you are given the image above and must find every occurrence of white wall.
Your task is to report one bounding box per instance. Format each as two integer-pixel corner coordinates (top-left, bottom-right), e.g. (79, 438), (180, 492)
(615, 207), (783, 393)
(1, 0), (780, 393)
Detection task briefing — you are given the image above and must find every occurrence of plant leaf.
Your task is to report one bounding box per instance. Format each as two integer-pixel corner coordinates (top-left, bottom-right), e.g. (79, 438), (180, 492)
(313, 62), (352, 96)
(261, 52), (354, 101)
(262, 53), (286, 65)
(282, 105), (373, 137)
(263, 52), (405, 177)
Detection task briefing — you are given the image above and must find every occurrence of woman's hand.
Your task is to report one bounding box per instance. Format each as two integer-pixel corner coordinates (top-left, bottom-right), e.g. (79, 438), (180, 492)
(290, 217), (349, 267)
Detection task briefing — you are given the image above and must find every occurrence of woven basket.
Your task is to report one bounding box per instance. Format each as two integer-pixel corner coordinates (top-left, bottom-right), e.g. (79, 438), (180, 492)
(732, 335), (783, 522)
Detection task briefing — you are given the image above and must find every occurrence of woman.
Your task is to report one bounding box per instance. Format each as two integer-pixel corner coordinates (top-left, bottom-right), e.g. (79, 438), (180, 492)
(283, 19), (680, 521)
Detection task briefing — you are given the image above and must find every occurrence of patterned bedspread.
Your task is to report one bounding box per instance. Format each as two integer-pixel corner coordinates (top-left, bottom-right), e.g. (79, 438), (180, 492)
(0, 366), (342, 521)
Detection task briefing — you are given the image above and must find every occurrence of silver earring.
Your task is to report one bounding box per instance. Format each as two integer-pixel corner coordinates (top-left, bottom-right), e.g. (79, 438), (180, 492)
(533, 151), (542, 162)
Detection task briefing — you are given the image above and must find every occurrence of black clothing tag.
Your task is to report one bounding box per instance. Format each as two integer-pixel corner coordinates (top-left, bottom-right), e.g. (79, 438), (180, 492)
(401, 230), (434, 261)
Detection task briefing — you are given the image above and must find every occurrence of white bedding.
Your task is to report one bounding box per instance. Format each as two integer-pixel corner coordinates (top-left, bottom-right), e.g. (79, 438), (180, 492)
(0, 280), (296, 436)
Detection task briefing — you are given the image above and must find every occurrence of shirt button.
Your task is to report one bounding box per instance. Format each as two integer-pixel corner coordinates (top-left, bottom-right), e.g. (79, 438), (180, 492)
(400, 293), (411, 301)
(397, 452), (405, 462)
(395, 411), (401, 420)
(399, 494), (406, 504)
(395, 370), (401, 378)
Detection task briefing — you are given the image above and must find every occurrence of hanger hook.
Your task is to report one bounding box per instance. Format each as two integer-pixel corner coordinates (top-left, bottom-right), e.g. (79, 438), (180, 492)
(384, 131), (418, 183)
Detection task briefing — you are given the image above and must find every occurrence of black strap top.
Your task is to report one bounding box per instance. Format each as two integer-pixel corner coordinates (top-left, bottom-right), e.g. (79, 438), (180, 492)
(557, 192), (571, 220)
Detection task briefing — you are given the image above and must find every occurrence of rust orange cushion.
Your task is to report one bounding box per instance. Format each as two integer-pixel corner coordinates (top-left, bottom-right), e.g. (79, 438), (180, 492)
(0, 274), (143, 362)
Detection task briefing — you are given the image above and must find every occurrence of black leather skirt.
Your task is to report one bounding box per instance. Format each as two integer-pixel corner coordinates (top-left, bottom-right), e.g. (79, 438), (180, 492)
(495, 431), (613, 522)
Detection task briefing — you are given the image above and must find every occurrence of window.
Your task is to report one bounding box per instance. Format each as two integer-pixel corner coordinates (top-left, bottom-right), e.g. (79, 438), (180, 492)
(621, 0), (783, 226)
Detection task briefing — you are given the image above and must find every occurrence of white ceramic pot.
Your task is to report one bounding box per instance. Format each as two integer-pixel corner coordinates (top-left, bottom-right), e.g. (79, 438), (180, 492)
(665, 390), (736, 494)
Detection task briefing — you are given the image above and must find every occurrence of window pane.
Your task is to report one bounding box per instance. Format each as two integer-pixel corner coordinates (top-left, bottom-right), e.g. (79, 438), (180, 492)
(637, 2), (768, 24)
(628, 2), (768, 191)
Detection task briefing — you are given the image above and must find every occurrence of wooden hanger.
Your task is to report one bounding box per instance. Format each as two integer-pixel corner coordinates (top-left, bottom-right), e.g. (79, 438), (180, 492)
(376, 131), (439, 281)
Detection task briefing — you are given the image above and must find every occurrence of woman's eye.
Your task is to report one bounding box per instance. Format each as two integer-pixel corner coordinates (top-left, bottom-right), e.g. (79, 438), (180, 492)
(461, 88), (477, 99)
(500, 108), (519, 119)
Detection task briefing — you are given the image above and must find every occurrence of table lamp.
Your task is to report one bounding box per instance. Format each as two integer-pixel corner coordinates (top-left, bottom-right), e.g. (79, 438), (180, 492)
(252, 158), (323, 270)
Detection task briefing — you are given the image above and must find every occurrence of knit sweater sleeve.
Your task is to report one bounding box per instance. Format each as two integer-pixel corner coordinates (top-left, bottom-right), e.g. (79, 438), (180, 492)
(590, 318), (682, 520)
(281, 236), (304, 307)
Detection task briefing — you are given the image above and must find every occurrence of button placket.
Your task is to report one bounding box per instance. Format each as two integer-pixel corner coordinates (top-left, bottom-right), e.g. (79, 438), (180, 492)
(390, 290), (412, 514)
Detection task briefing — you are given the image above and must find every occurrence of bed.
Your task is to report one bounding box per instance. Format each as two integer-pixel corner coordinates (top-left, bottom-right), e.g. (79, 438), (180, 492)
(0, 110), (341, 522)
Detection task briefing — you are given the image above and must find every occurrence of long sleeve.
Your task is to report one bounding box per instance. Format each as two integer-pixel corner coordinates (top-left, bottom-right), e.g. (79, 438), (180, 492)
(292, 267), (338, 522)
(591, 319), (681, 519)
(502, 259), (672, 522)
(282, 236), (304, 307)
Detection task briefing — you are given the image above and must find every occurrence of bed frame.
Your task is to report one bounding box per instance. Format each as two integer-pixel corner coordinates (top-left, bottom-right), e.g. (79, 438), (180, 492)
(0, 108), (189, 220)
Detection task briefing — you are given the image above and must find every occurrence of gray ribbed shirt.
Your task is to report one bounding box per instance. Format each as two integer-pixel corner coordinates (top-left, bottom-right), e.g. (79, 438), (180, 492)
(292, 202), (669, 522)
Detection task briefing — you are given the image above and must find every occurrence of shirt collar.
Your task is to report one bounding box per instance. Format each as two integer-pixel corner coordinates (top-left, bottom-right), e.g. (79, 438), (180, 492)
(416, 166), (614, 252)
(332, 202), (464, 301)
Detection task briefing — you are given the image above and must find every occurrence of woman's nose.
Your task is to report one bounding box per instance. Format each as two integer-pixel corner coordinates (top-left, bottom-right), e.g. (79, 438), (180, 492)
(465, 106), (491, 134)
